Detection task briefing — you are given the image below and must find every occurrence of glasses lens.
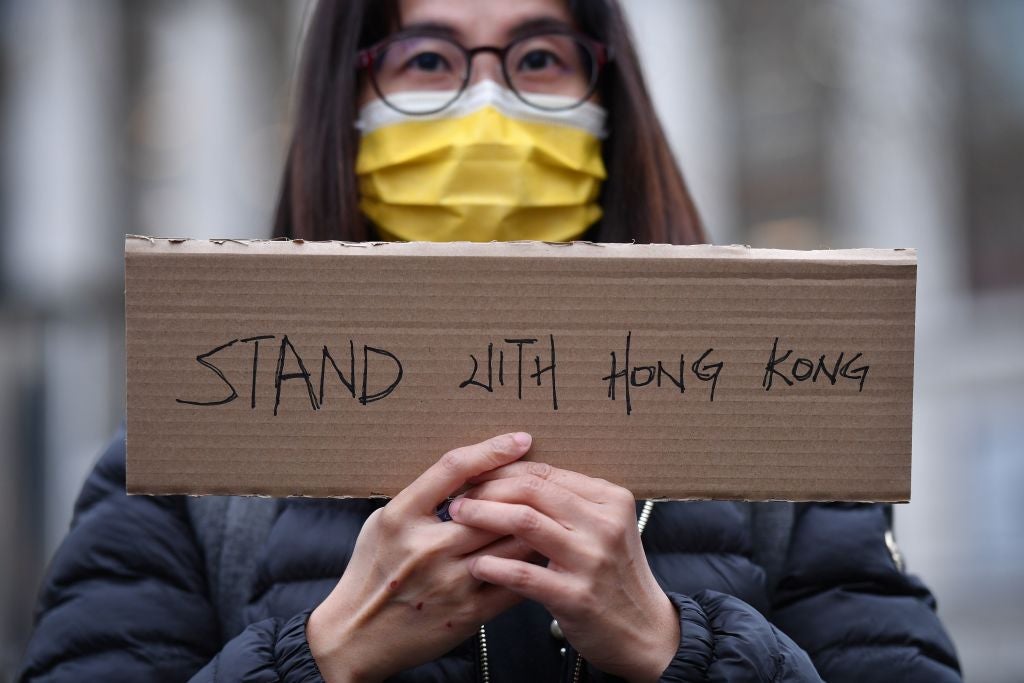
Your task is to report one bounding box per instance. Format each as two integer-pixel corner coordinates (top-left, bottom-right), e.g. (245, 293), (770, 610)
(505, 34), (596, 110)
(372, 36), (467, 114)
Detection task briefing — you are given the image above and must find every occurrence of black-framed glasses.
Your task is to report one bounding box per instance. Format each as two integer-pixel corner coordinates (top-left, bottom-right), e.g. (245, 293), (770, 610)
(357, 29), (610, 115)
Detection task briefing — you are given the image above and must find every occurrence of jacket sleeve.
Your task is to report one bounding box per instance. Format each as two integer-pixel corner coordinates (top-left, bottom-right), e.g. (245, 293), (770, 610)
(655, 590), (822, 682)
(769, 503), (961, 683)
(188, 611), (324, 682)
(17, 429), (325, 683)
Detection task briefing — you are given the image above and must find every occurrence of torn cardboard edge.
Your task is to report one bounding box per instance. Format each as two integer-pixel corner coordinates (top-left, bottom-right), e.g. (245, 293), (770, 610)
(124, 234), (916, 262)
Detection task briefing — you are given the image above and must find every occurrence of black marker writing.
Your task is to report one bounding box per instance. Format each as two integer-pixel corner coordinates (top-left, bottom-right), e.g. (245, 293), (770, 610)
(242, 335), (274, 409)
(361, 346), (403, 404)
(602, 330), (632, 414)
(762, 337), (869, 392)
(176, 339), (240, 406)
(460, 343), (494, 392)
(459, 335), (558, 410)
(692, 348), (723, 402)
(505, 338), (538, 400)
(530, 335), (557, 411)
(177, 335), (403, 412)
(603, 332), (722, 414)
(275, 335), (319, 416)
(320, 340), (356, 404)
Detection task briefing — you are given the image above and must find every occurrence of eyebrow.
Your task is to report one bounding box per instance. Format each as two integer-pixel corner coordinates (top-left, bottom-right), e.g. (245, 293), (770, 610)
(509, 17), (577, 41)
(400, 16), (577, 44)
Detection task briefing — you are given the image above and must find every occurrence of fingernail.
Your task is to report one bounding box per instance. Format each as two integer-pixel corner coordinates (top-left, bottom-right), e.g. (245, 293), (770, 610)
(449, 497), (463, 517)
(513, 432), (532, 448)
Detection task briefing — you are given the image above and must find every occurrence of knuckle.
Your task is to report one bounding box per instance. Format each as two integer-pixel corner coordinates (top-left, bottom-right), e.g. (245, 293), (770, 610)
(440, 449), (463, 474)
(509, 564), (533, 590)
(376, 506), (399, 533)
(366, 507), (384, 525)
(519, 475), (545, 495)
(526, 461), (552, 480)
(597, 479), (634, 507)
(613, 486), (636, 507)
(459, 438), (506, 474)
(484, 434), (516, 462)
(567, 582), (592, 610)
(514, 507), (542, 534)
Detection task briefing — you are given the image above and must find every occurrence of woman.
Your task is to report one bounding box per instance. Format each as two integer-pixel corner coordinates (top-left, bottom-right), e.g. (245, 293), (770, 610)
(19, 1), (961, 681)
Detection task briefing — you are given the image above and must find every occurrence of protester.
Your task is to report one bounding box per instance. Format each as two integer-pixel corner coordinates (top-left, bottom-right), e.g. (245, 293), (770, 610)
(19, 1), (961, 681)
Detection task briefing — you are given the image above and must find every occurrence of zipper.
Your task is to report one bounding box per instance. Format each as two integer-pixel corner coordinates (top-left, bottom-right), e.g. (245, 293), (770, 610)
(478, 500), (656, 682)
(478, 623), (490, 683)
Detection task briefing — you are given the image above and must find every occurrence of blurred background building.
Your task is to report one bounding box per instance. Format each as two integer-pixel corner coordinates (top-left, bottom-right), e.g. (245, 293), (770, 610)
(1, 0), (1021, 680)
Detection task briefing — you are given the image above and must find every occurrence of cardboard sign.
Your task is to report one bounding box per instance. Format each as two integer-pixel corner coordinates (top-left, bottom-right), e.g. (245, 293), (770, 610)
(125, 238), (916, 501)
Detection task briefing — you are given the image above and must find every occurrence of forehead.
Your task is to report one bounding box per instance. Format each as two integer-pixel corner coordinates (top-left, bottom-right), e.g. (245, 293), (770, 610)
(398, 0), (575, 43)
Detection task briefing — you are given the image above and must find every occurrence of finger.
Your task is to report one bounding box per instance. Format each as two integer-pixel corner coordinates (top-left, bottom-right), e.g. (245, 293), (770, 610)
(451, 498), (573, 563)
(396, 432), (532, 515)
(469, 533), (545, 565)
(468, 555), (575, 613)
(463, 475), (592, 530)
(464, 538), (543, 621)
(436, 522), (507, 556)
(468, 461), (618, 505)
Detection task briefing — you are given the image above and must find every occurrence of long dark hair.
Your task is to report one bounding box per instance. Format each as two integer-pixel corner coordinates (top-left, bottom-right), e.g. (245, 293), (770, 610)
(273, 0), (706, 245)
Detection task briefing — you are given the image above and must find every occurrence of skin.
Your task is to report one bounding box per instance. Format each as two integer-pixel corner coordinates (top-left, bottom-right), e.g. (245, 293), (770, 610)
(308, 2), (680, 681)
(453, 461), (680, 681)
(356, 0), (601, 108)
(308, 433), (540, 682)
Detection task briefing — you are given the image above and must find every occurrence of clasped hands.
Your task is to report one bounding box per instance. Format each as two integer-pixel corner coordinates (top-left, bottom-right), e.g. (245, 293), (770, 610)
(307, 433), (679, 683)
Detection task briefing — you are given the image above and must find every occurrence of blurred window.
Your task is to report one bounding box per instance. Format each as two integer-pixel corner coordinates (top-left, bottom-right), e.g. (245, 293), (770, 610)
(964, 0), (1024, 291)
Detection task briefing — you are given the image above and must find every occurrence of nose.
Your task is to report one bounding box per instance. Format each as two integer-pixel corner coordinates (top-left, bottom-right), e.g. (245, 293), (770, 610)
(467, 51), (504, 86)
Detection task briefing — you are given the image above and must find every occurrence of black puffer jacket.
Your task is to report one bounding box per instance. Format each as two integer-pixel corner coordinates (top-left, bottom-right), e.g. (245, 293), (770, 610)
(19, 431), (961, 682)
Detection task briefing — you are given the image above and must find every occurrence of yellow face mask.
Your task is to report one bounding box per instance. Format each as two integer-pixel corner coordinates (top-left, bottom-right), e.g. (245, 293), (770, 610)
(355, 81), (607, 242)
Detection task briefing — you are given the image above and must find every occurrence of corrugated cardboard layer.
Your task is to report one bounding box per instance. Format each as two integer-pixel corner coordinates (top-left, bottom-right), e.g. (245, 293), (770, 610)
(125, 238), (916, 501)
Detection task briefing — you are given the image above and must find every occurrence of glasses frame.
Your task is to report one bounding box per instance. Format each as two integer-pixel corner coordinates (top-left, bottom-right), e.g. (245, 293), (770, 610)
(356, 28), (611, 115)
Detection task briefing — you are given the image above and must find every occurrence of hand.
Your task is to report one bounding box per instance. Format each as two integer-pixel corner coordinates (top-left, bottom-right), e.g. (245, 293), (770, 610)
(450, 462), (680, 683)
(307, 432), (541, 683)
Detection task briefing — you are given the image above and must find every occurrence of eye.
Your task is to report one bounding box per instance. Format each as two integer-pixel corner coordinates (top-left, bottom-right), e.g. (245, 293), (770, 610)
(518, 49), (561, 72)
(409, 51), (449, 72)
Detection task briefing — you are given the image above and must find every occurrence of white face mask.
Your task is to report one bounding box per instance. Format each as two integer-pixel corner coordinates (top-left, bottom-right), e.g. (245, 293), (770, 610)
(355, 81), (608, 243)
